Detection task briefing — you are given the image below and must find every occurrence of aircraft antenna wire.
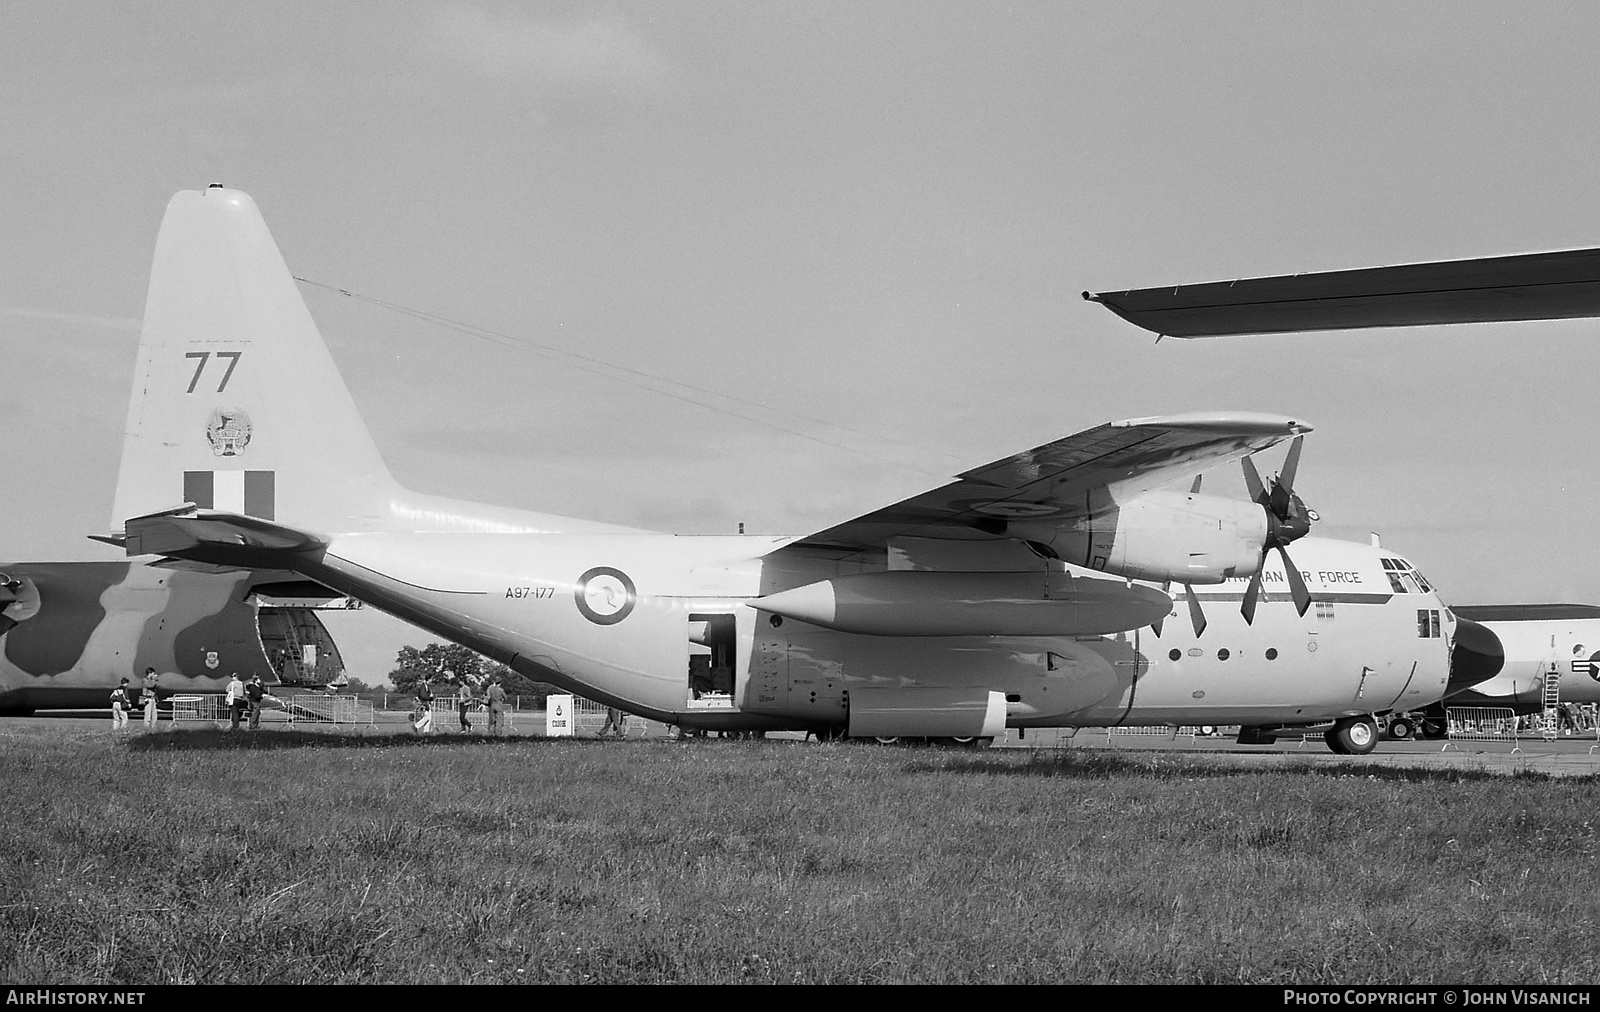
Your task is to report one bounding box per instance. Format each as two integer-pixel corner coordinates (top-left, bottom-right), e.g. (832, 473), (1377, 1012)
(293, 277), (961, 480)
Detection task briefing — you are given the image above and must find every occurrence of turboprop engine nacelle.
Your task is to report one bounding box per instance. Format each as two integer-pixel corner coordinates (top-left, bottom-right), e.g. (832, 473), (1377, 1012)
(1002, 489), (1267, 584)
(0, 573), (42, 637)
(754, 570), (1172, 636)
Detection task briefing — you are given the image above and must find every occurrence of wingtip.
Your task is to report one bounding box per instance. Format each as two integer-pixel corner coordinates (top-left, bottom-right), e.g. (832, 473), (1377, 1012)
(1110, 411), (1316, 435)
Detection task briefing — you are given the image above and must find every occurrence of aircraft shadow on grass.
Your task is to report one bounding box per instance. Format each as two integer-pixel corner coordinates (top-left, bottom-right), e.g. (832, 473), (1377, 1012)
(119, 731), (1579, 783)
(123, 728), (588, 752)
(901, 753), (1578, 783)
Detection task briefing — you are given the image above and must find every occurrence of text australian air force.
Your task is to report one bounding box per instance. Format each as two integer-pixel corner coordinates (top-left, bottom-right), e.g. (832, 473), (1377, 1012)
(1227, 570), (1365, 586)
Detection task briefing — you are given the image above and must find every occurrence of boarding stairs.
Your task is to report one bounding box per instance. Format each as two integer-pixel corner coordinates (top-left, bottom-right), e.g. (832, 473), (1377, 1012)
(1541, 661), (1561, 743)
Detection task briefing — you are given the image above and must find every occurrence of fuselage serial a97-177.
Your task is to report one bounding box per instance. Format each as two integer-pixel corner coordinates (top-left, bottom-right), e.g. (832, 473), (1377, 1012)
(99, 187), (1518, 753)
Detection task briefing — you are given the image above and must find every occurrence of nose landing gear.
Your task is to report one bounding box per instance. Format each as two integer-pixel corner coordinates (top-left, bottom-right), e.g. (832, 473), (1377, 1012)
(1324, 715), (1379, 755)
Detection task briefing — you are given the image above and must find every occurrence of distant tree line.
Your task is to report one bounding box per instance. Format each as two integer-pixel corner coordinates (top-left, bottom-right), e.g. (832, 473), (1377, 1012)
(386, 642), (558, 703)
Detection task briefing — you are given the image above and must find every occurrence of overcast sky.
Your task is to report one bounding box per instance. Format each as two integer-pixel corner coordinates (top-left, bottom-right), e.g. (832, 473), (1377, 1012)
(6, 2), (1600, 683)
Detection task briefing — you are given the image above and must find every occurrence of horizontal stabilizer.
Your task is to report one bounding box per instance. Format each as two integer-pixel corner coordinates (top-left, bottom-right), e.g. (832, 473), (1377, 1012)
(123, 509), (327, 568)
(1086, 247), (1600, 337)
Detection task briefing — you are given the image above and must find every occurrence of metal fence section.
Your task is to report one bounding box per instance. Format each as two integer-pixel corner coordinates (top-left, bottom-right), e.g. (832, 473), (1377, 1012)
(284, 694), (373, 725)
(168, 694), (227, 722)
(1105, 725), (1200, 744)
(1444, 706), (1520, 752)
(168, 693), (374, 725)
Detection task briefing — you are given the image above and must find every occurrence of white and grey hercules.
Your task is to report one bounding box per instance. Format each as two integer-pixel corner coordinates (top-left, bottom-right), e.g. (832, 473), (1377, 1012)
(105, 187), (1507, 753)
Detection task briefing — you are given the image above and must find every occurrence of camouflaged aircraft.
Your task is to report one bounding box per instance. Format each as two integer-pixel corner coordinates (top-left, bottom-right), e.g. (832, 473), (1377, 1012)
(0, 561), (349, 714)
(97, 187), (1552, 754)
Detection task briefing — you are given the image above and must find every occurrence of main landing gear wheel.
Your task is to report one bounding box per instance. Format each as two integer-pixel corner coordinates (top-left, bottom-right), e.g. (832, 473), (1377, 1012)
(1324, 716), (1379, 755)
(945, 736), (992, 748)
(873, 736), (902, 745)
(1386, 717), (1413, 741)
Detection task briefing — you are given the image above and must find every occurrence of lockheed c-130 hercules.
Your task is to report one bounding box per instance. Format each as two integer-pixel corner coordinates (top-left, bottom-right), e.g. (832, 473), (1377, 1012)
(102, 187), (1576, 754)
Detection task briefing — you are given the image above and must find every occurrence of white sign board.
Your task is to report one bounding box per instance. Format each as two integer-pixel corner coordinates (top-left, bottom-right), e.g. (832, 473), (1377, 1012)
(545, 694), (575, 737)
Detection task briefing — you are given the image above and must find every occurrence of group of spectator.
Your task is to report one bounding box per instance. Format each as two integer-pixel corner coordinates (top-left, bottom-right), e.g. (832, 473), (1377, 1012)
(107, 666), (172, 729)
(412, 677), (510, 735)
(223, 672), (271, 730)
(111, 668), (520, 736)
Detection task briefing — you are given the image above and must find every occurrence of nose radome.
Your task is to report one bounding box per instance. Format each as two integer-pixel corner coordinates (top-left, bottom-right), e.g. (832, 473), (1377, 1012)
(1448, 617), (1505, 694)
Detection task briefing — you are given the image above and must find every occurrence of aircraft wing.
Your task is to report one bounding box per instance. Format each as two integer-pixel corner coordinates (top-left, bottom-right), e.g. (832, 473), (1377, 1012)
(1085, 247), (1600, 337)
(785, 411), (1309, 560)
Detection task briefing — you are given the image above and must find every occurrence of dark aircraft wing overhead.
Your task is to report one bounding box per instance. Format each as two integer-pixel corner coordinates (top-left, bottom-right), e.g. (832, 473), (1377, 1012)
(1085, 247), (1600, 337)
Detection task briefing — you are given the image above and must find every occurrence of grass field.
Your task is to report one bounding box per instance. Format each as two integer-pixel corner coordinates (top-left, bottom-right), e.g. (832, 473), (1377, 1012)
(2, 725), (1597, 984)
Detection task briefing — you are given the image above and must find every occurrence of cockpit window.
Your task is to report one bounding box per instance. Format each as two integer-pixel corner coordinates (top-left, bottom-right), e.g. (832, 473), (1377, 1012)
(1384, 557), (1432, 594)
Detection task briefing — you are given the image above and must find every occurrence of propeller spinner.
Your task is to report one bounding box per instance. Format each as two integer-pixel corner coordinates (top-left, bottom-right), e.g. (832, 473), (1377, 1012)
(1239, 436), (1315, 624)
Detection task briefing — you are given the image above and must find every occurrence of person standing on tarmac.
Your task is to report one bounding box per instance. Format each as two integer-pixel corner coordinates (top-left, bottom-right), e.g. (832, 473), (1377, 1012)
(456, 678), (475, 733)
(245, 674), (268, 730)
(141, 667), (160, 726)
(485, 677), (507, 736)
(224, 672), (246, 731)
(109, 679), (130, 730)
(414, 680), (435, 734)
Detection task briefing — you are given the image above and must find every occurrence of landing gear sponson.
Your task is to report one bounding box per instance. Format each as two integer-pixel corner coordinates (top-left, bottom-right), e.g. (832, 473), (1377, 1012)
(1238, 715), (1381, 755)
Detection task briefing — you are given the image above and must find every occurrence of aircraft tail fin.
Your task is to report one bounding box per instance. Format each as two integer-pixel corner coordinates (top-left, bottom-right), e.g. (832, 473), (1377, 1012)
(110, 187), (405, 538)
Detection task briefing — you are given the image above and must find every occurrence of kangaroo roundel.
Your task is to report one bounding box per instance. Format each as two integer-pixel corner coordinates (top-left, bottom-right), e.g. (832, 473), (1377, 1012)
(575, 568), (636, 625)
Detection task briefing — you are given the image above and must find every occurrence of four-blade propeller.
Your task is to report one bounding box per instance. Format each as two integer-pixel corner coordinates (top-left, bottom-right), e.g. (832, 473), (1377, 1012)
(1239, 435), (1315, 625)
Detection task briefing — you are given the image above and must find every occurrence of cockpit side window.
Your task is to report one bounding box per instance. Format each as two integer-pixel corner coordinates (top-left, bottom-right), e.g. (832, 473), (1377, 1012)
(1382, 557), (1407, 594)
